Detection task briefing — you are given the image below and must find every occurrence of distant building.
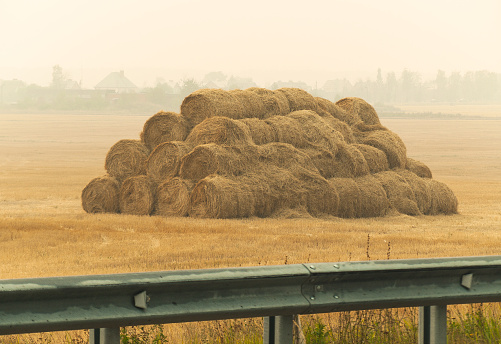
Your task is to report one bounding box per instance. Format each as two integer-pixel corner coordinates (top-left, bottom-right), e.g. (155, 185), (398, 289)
(95, 70), (138, 93)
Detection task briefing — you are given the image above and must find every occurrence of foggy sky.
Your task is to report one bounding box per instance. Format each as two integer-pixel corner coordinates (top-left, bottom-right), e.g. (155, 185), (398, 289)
(1, 0), (500, 88)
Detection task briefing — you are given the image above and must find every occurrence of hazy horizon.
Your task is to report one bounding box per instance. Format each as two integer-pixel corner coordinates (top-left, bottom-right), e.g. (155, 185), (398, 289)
(1, 0), (500, 88)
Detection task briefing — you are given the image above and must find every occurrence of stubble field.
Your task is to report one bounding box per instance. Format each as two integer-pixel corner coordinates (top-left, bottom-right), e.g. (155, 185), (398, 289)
(1, 110), (501, 282)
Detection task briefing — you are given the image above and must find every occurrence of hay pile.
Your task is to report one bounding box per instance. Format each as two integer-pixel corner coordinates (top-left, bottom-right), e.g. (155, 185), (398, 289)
(82, 87), (458, 218)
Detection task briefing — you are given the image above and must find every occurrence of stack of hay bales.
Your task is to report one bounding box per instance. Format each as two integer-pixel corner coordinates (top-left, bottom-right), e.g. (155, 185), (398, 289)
(82, 88), (458, 219)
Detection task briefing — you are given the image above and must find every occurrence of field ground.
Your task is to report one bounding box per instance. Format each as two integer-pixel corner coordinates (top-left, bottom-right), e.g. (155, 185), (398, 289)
(1, 111), (501, 281)
(396, 103), (501, 118)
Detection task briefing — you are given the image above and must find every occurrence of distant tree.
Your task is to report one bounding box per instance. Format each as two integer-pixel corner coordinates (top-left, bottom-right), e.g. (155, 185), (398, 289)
(435, 70), (447, 101)
(385, 72), (398, 102)
(179, 78), (203, 98)
(51, 65), (67, 89)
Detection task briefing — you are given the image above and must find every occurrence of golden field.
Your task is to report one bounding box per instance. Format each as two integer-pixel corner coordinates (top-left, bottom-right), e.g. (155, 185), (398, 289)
(1, 111), (501, 282)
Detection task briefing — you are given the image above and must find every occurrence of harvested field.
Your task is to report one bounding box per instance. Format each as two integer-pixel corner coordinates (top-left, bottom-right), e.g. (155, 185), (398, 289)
(0, 111), (499, 271)
(1, 110), (501, 342)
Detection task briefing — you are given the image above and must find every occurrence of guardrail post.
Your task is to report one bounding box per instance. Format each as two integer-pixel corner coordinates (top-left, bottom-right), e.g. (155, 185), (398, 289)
(89, 327), (120, 344)
(419, 305), (447, 344)
(263, 316), (293, 344)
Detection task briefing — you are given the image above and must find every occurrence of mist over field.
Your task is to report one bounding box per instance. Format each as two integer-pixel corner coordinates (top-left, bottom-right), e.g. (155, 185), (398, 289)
(1, 0), (500, 88)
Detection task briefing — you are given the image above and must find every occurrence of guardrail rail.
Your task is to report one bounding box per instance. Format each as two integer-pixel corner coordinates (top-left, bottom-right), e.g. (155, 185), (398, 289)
(2, 256), (501, 343)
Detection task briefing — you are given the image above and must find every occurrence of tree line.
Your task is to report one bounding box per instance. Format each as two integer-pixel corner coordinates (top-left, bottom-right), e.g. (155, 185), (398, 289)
(1, 68), (500, 113)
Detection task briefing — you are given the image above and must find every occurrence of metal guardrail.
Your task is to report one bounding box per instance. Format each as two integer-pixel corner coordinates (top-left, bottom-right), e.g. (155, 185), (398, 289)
(1, 256), (501, 343)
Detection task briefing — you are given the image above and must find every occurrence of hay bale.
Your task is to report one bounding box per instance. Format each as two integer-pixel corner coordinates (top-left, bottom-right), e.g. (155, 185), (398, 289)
(330, 144), (370, 178)
(180, 88), (245, 126)
(395, 169), (432, 214)
(335, 97), (382, 126)
(314, 110), (356, 143)
(258, 142), (319, 174)
(238, 117), (276, 145)
(406, 158), (433, 178)
(246, 87), (290, 117)
(81, 176), (120, 214)
(105, 139), (149, 182)
(315, 97), (357, 125)
(155, 177), (194, 217)
(301, 147), (337, 179)
(424, 179), (458, 215)
(146, 141), (192, 183)
(328, 178), (360, 218)
(295, 169), (339, 216)
(185, 116), (253, 146)
(140, 111), (191, 151)
(373, 171), (421, 216)
(353, 144), (389, 173)
(286, 110), (344, 152)
(179, 143), (260, 181)
(119, 175), (156, 216)
(275, 87), (318, 112)
(359, 130), (407, 169)
(189, 174), (255, 218)
(265, 115), (309, 148)
(355, 174), (391, 217)
(229, 89), (266, 119)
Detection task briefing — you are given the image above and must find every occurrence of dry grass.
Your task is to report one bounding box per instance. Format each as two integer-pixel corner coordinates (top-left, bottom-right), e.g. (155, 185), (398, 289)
(1, 112), (501, 342)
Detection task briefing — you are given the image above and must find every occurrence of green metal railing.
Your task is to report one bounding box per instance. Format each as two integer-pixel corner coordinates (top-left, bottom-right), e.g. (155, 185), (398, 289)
(2, 256), (501, 344)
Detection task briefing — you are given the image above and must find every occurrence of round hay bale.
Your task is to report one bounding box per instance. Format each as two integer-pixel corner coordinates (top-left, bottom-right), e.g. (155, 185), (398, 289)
(275, 87), (318, 112)
(246, 87), (290, 117)
(359, 130), (407, 169)
(395, 169), (432, 214)
(286, 110), (344, 152)
(228, 89), (267, 119)
(335, 97), (381, 126)
(140, 111), (191, 151)
(406, 158), (433, 179)
(424, 179), (458, 215)
(238, 171), (275, 218)
(353, 144), (389, 173)
(315, 97), (356, 125)
(105, 139), (149, 182)
(373, 171), (421, 216)
(146, 141), (192, 183)
(258, 142), (319, 174)
(185, 116), (253, 146)
(180, 88), (245, 126)
(314, 110), (356, 143)
(355, 174), (391, 217)
(330, 144), (370, 178)
(179, 143), (260, 181)
(251, 166), (307, 217)
(301, 147), (337, 179)
(155, 177), (194, 217)
(238, 117), (276, 145)
(119, 175), (156, 216)
(328, 178), (360, 218)
(264, 115), (309, 148)
(295, 169), (339, 216)
(81, 176), (120, 214)
(189, 174), (255, 218)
